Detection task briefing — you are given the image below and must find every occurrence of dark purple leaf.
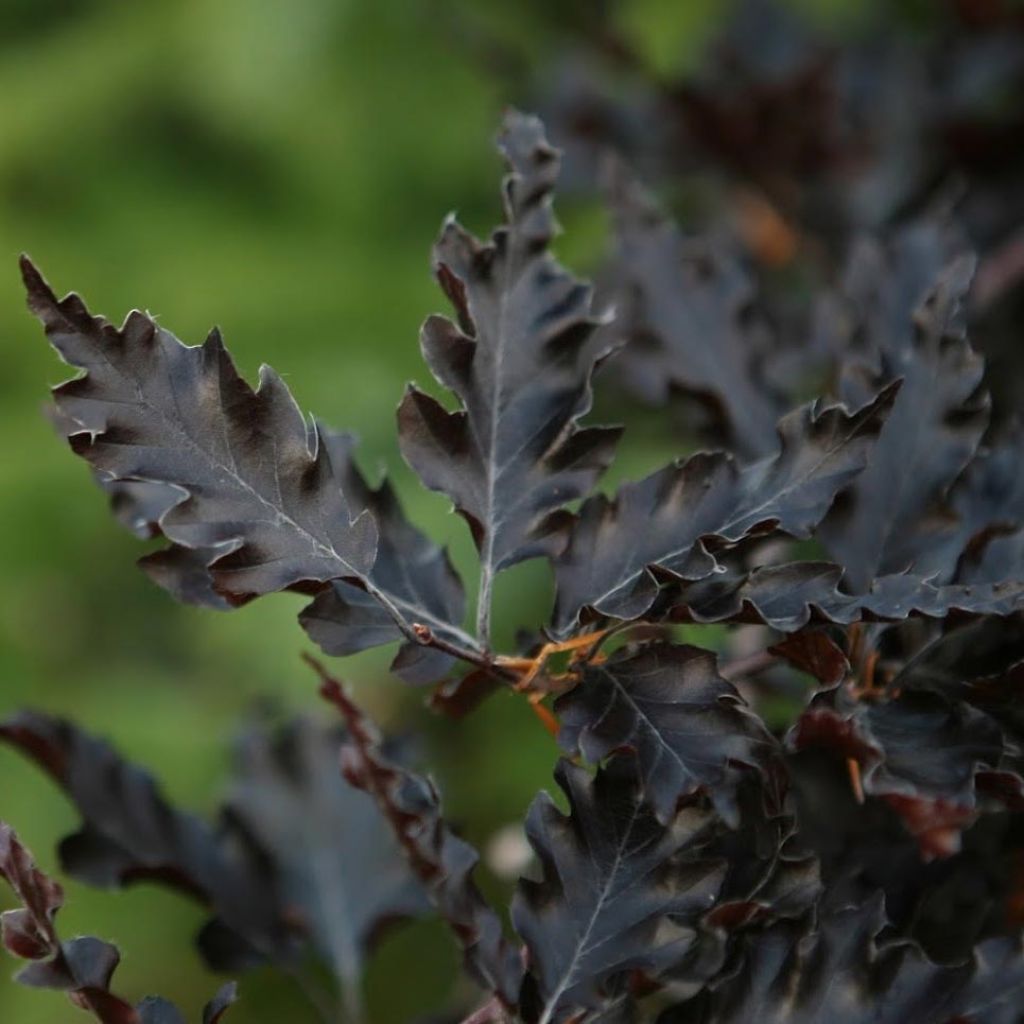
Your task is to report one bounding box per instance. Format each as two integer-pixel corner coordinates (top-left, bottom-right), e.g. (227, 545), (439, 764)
(768, 630), (848, 687)
(601, 162), (783, 458)
(0, 822), (232, 1024)
(297, 429), (466, 682)
(511, 756), (726, 1024)
(820, 235), (990, 590)
(0, 711), (287, 965)
(662, 896), (1024, 1024)
(944, 425), (1024, 586)
(555, 643), (779, 825)
(22, 255), (377, 599)
(552, 384), (898, 635)
(397, 109), (620, 641)
(671, 561), (1024, 632)
(22, 257), (478, 667)
(44, 402), (229, 609)
(790, 688), (1004, 857)
(201, 982), (239, 1024)
(136, 999), (187, 1024)
(892, 616), (1024, 697)
(0, 711), (427, 991)
(697, 778), (821, 927)
(0, 821), (62, 960)
(223, 717), (429, 993)
(17, 935), (121, 992)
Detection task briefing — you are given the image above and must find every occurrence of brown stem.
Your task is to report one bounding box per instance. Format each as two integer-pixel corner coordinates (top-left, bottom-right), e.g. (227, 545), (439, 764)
(410, 623), (518, 682)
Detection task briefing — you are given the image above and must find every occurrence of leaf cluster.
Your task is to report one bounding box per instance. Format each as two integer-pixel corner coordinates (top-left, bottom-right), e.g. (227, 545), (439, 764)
(5, 40), (1024, 1021)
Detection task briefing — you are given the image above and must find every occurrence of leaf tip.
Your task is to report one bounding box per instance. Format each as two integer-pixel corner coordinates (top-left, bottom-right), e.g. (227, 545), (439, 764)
(18, 255), (57, 314)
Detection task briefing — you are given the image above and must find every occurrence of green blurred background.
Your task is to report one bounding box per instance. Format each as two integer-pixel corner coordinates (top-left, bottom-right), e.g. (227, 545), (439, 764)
(0, 1), (863, 1020)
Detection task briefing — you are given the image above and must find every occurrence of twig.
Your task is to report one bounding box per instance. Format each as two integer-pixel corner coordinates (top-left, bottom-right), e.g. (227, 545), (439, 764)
(411, 624), (517, 682)
(361, 580), (489, 669)
(497, 630), (609, 694)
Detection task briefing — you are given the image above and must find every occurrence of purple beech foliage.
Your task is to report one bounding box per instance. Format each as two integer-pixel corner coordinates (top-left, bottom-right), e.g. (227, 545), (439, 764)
(7, 99), (1024, 1023)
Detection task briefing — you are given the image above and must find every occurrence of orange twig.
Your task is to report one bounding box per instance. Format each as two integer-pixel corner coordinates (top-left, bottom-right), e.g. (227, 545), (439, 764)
(863, 650), (880, 691)
(496, 631), (608, 693)
(527, 694), (560, 738)
(847, 758), (865, 804)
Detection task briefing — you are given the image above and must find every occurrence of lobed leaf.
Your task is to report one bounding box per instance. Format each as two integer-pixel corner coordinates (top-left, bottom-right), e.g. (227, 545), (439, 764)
(0, 710), (426, 987)
(222, 717), (430, 990)
(939, 425), (1024, 587)
(791, 689), (1004, 857)
(22, 255), (377, 596)
(397, 109), (620, 641)
(0, 823), (235, 1023)
(670, 561), (1024, 632)
(22, 256), (477, 667)
(601, 162), (783, 458)
(512, 756), (726, 1024)
(552, 384), (898, 635)
(0, 711), (284, 963)
(661, 896), (1024, 1024)
(819, 232), (990, 590)
(768, 630), (849, 687)
(297, 429), (467, 682)
(555, 643), (780, 825)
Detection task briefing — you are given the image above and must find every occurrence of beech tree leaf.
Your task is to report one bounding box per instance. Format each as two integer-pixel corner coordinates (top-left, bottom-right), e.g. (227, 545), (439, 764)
(661, 897), (1024, 1024)
(21, 255), (379, 602)
(791, 688), (1004, 857)
(511, 756), (726, 1024)
(135, 985), (237, 1024)
(0, 711), (289, 965)
(224, 717), (429, 992)
(105, 479), (231, 610)
(694, 780), (821, 928)
(602, 162), (783, 458)
(24, 256), (480, 667)
(201, 983), (239, 1024)
(0, 823), (233, 1024)
(0, 711), (426, 987)
(297, 429), (466, 682)
(0, 821), (62, 960)
(552, 384), (898, 635)
(48, 401), (230, 609)
(671, 561), (1024, 632)
(820, 237), (990, 590)
(768, 630), (849, 687)
(136, 999), (187, 1024)
(555, 643), (779, 825)
(892, 616), (1024, 697)
(396, 109), (621, 640)
(941, 425), (1024, 586)
(317, 670), (524, 1007)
